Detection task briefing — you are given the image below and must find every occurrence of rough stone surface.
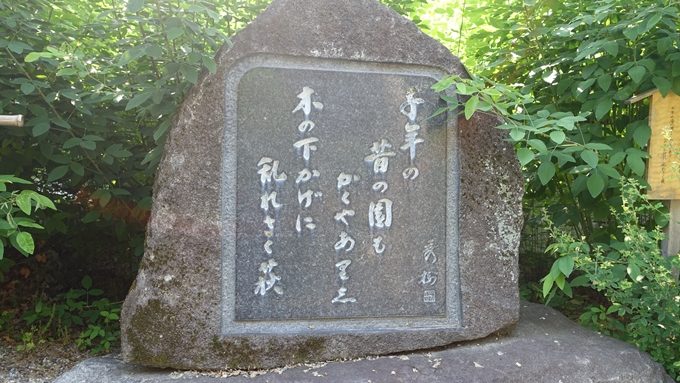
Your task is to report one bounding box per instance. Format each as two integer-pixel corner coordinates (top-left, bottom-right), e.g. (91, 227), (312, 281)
(121, 0), (524, 370)
(61, 303), (675, 382)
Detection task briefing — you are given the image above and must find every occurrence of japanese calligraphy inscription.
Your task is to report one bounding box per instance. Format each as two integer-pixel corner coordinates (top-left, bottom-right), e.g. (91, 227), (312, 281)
(227, 56), (458, 325)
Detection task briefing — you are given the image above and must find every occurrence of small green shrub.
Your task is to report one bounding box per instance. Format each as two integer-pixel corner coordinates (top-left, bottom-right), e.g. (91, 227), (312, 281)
(543, 179), (680, 380)
(16, 330), (41, 352)
(0, 175), (55, 261)
(20, 275), (121, 353)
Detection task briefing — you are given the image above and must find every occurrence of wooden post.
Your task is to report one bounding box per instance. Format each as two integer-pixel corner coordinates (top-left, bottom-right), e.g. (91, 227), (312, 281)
(0, 114), (24, 127)
(662, 200), (680, 257)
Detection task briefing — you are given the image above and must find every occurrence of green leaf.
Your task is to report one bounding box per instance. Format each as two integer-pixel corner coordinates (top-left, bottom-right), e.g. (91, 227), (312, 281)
(542, 273), (555, 297)
(32, 122), (50, 137)
(557, 256), (574, 277)
(628, 66), (646, 83)
(550, 131), (566, 144)
(70, 162), (85, 176)
(633, 124), (651, 147)
(83, 135), (105, 142)
(517, 148), (535, 166)
(127, 0), (145, 12)
(166, 27), (184, 40)
(537, 161), (556, 185)
(586, 172), (605, 197)
(15, 232), (35, 255)
(584, 143), (612, 151)
(20, 83), (35, 95)
(602, 41), (618, 57)
(15, 219), (43, 229)
(79, 140), (96, 151)
(125, 91), (153, 111)
(0, 243), (4, 260)
(645, 13), (663, 30)
(81, 275), (93, 290)
(0, 219), (14, 230)
(16, 192), (32, 215)
(597, 164), (620, 179)
(63, 137), (81, 149)
(202, 56), (217, 74)
(60, 89), (79, 100)
(464, 95), (479, 120)
(56, 67), (77, 77)
(47, 165), (69, 182)
(81, 211), (100, 223)
(561, 281), (573, 297)
(98, 190), (112, 208)
(626, 154), (645, 176)
(153, 120), (171, 143)
(595, 97), (613, 120)
(581, 150), (599, 168)
(180, 66), (199, 85)
(32, 194), (56, 210)
(528, 139), (547, 153)
(627, 263), (643, 282)
(623, 26), (640, 41)
(605, 304), (621, 315)
(8, 41), (31, 54)
(609, 151), (626, 166)
(0, 175), (31, 184)
(24, 52), (46, 62)
(145, 44), (163, 58)
(597, 74), (612, 91)
(652, 77), (672, 96)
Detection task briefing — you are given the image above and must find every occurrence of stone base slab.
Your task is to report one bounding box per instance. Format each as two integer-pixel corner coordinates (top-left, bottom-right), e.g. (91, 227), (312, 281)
(56, 302), (674, 383)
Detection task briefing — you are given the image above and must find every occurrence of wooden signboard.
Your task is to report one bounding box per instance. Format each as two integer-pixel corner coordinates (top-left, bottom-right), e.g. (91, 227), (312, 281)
(630, 90), (680, 258)
(645, 91), (680, 200)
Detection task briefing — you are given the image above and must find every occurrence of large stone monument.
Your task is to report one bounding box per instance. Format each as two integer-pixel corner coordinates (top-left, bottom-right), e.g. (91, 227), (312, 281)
(121, 0), (523, 370)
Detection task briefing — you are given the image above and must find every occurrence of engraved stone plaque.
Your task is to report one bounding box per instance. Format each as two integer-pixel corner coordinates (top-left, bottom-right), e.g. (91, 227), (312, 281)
(121, 0), (523, 371)
(225, 57), (459, 328)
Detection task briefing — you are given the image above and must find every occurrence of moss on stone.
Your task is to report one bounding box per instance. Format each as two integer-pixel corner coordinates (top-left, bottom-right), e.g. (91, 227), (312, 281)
(291, 337), (327, 364)
(211, 336), (261, 369)
(127, 299), (183, 368)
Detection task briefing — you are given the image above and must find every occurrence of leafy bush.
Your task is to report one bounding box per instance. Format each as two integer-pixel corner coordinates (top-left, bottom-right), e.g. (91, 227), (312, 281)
(0, 175), (55, 280)
(20, 276), (120, 353)
(457, 0), (679, 242)
(0, 0), (272, 288)
(542, 180), (680, 380)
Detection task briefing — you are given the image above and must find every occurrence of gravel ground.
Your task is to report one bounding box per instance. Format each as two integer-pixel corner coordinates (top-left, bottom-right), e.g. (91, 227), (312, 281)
(0, 339), (92, 383)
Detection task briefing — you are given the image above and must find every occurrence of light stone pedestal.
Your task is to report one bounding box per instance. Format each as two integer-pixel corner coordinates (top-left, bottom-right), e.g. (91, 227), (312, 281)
(56, 302), (674, 383)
